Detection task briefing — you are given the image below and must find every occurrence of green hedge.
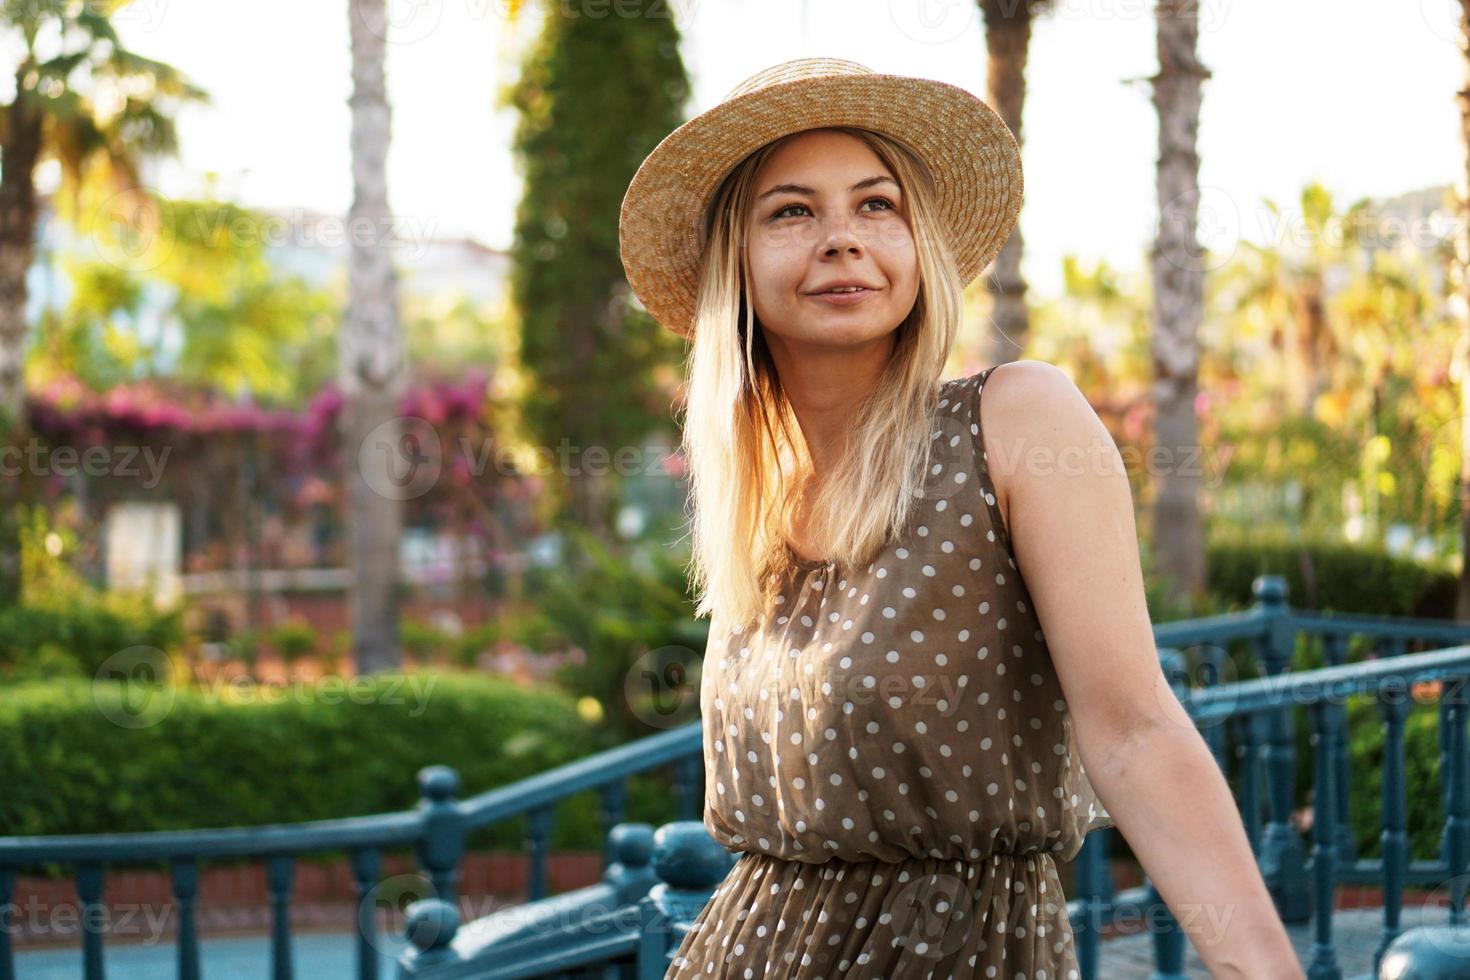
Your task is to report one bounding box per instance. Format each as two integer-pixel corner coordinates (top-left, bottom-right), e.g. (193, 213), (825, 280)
(1, 671), (680, 866)
(1206, 531), (1456, 617)
(0, 600), (185, 681)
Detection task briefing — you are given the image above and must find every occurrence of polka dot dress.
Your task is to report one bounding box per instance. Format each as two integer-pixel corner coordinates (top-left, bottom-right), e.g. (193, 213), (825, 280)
(666, 368), (1115, 980)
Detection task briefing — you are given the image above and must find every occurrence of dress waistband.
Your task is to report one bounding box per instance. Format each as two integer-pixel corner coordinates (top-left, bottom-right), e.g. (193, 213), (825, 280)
(735, 846), (1056, 871)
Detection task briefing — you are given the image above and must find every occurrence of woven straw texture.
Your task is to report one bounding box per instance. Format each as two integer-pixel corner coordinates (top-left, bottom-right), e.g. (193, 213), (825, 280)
(618, 57), (1023, 339)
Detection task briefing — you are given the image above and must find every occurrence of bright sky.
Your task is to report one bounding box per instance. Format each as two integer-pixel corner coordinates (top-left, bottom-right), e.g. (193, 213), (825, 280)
(112, 0), (1463, 298)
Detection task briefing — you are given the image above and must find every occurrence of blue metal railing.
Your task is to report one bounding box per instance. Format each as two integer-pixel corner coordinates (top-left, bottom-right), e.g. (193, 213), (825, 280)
(5, 573), (1470, 979)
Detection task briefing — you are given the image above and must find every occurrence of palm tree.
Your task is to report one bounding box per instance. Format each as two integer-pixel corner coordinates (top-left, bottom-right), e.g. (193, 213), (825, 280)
(1149, 0), (1213, 609)
(344, 0), (406, 672)
(0, 0), (206, 603)
(979, 0), (1053, 367)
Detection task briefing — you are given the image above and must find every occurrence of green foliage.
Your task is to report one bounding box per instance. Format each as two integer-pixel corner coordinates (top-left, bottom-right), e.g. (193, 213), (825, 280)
(42, 195), (341, 405)
(0, 506), (184, 680)
(265, 620), (317, 665)
(504, 0), (689, 528)
(0, 671), (681, 860)
(1344, 694), (1448, 861)
(510, 527), (706, 739)
(1205, 528), (1456, 617)
(402, 619), (455, 663)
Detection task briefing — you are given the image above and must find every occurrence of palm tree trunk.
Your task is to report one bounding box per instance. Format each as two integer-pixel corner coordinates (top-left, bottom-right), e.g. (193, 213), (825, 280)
(981, 0), (1034, 367)
(1149, 0), (1211, 609)
(345, 0), (406, 673)
(0, 76), (43, 606)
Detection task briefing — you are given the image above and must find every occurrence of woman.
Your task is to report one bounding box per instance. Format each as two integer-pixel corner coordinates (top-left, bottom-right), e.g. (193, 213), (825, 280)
(619, 57), (1302, 980)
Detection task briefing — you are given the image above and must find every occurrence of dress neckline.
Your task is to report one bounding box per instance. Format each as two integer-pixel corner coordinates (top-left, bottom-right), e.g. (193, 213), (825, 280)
(782, 538), (833, 570)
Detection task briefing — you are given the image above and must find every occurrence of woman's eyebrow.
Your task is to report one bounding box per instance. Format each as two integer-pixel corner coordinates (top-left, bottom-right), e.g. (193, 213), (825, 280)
(756, 175), (899, 201)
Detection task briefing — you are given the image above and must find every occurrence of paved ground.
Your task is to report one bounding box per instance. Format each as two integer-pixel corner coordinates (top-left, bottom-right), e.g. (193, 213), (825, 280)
(1099, 907), (1411, 979)
(14, 931), (410, 979)
(12, 908), (1443, 979)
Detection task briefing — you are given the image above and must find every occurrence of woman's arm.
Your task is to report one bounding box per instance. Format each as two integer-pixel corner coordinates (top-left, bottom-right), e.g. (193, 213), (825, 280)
(979, 360), (1305, 980)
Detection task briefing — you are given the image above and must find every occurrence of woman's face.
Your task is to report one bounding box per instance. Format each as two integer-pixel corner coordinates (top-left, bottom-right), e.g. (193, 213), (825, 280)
(744, 129), (920, 353)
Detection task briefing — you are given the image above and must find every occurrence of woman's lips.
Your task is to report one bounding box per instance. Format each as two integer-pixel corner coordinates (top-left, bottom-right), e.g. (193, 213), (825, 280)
(806, 287), (877, 306)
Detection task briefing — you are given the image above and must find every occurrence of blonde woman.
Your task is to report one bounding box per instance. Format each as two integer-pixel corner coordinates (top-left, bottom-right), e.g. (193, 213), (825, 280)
(619, 58), (1302, 980)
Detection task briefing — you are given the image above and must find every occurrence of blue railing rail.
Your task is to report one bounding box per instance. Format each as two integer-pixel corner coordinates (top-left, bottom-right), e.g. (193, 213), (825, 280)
(0, 721), (704, 980)
(1063, 643), (1470, 980)
(395, 642), (1470, 980)
(398, 573), (1470, 979)
(5, 573), (1470, 979)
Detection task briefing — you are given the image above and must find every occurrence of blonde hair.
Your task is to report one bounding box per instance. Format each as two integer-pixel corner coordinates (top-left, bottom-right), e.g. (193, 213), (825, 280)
(677, 126), (966, 631)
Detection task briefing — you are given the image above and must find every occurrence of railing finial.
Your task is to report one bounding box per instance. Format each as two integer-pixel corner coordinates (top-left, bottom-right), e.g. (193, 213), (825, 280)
(417, 765), (461, 803)
(1251, 574), (1289, 609)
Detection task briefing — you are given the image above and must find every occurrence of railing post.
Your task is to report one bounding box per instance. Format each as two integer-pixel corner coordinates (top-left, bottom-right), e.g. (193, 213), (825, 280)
(1321, 632), (1357, 868)
(1252, 574), (1311, 923)
(1147, 650), (1188, 979)
(635, 820), (737, 980)
(673, 754), (703, 823)
(171, 858), (201, 980)
(1071, 831), (1111, 980)
(76, 862), (104, 980)
(1236, 711), (1266, 854)
(599, 781), (628, 872)
(266, 854), (296, 980)
(525, 806), (555, 902)
(1441, 676), (1469, 926)
(0, 865), (12, 980)
(350, 848), (382, 980)
(414, 766), (465, 910)
(1306, 700), (1342, 980)
(1372, 694), (1411, 977)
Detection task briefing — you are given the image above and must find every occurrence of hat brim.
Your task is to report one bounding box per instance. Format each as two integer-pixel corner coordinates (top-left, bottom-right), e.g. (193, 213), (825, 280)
(618, 72), (1023, 339)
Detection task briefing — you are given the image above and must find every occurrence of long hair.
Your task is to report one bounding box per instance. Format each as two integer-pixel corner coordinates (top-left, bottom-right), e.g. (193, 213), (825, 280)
(679, 125), (966, 632)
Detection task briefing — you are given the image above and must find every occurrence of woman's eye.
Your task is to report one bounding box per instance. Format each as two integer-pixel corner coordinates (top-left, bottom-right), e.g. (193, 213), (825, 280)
(772, 197), (896, 219)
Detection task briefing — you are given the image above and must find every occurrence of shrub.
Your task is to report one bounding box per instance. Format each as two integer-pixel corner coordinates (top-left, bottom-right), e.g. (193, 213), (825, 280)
(0, 671), (684, 866)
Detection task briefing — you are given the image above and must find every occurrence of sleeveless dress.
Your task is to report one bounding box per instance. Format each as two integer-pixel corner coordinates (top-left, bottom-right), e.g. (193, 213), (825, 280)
(665, 366), (1115, 980)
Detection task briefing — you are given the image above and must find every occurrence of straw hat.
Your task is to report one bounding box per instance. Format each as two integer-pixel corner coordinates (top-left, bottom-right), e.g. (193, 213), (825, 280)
(618, 57), (1023, 339)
